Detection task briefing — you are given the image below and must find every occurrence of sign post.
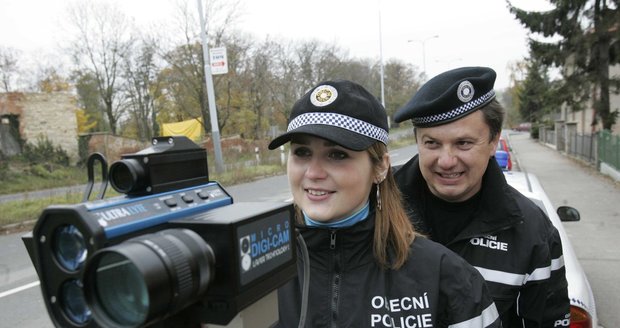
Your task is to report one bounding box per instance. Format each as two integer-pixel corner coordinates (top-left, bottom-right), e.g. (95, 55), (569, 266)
(197, 0), (225, 173)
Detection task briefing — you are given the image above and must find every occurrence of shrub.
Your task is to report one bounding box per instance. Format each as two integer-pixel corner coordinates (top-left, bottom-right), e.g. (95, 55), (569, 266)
(0, 160), (8, 180)
(21, 136), (70, 166)
(29, 164), (53, 178)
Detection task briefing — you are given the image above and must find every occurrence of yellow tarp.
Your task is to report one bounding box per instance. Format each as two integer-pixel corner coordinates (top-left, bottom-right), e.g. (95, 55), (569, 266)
(161, 118), (203, 142)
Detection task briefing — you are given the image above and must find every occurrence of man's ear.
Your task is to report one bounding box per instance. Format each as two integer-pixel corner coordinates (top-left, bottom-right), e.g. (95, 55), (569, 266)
(489, 134), (500, 157)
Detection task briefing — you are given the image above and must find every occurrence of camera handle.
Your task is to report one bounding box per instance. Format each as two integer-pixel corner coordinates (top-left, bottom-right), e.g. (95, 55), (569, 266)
(83, 152), (109, 202)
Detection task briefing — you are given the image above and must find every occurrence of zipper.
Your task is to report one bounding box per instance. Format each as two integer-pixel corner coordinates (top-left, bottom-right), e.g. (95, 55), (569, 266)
(329, 229), (340, 327)
(331, 273), (340, 327)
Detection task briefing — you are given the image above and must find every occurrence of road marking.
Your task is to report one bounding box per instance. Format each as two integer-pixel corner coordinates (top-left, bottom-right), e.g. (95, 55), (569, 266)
(0, 281), (39, 298)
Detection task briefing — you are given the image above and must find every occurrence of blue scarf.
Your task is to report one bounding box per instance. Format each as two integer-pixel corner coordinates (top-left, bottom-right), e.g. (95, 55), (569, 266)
(303, 200), (370, 228)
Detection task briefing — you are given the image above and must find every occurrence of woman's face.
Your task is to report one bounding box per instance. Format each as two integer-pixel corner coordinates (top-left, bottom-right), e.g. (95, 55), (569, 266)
(287, 134), (376, 223)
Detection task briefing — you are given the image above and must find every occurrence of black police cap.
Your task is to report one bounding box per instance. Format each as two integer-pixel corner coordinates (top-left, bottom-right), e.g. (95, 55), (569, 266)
(394, 66), (496, 126)
(268, 80), (388, 151)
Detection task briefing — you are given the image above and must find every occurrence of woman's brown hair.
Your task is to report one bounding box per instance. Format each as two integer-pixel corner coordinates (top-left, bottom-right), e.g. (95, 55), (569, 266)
(292, 142), (416, 269)
(367, 143), (416, 269)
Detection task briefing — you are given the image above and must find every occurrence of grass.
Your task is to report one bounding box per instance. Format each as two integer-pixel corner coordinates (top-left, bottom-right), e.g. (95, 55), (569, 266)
(0, 192), (84, 231)
(0, 163), (287, 233)
(0, 131), (416, 233)
(0, 162), (86, 195)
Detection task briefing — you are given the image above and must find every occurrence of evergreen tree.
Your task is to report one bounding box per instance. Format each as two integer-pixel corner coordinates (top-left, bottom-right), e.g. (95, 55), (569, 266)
(508, 0), (619, 130)
(518, 60), (555, 125)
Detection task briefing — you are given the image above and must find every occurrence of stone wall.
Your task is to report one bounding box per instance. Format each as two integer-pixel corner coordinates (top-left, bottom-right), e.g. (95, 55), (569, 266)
(0, 92), (79, 163)
(85, 133), (151, 163)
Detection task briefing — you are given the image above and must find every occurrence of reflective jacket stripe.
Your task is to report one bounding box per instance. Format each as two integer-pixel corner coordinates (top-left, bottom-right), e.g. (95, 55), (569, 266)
(525, 266), (551, 283)
(550, 255), (565, 271)
(448, 303), (500, 328)
(475, 266), (526, 286)
(476, 255), (564, 286)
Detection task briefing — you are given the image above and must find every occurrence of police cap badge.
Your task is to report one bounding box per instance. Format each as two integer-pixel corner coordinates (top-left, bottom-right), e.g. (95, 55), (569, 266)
(268, 80), (388, 151)
(394, 66), (496, 127)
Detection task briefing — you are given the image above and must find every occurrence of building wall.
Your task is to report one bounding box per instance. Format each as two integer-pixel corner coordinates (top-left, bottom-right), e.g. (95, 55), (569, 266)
(561, 64), (620, 136)
(0, 92), (79, 163)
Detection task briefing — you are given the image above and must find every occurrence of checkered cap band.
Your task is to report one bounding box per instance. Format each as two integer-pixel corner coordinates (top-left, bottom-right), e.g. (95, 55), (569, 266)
(288, 112), (388, 145)
(412, 90), (496, 125)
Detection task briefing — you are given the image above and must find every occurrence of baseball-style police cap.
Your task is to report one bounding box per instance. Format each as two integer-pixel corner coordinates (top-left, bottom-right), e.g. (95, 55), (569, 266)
(268, 80), (389, 151)
(394, 66), (496, 127)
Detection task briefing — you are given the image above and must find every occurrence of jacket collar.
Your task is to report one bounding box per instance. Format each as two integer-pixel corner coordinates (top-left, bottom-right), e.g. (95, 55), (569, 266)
(396, 154), (523, 241)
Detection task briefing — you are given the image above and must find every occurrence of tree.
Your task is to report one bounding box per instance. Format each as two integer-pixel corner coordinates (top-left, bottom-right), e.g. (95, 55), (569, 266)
(158, 0), (241, 137)
(37, 67), (71, 93)
(123, 40), (161, 141)
(508, 0), (620, 130)
(517, 59), (555, 124)
(381, 59), (423, 123)
(76, 109), (98, 134)
(0, 47), (20, 92)
(73, 71), (106, 132)
(67, 1), (136, 135)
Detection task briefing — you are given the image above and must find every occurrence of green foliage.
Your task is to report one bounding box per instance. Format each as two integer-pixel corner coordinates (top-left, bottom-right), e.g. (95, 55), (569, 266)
(72, 71), (107, 132)
(530, 125), (540, 139)
(0, 193), (84, 228)
(517, 60), (555, 123)
(21, 136), (69, 166)
(78, 135), (92, 164)
(0, 159), (8, 180)
(508, 0), (619, 130)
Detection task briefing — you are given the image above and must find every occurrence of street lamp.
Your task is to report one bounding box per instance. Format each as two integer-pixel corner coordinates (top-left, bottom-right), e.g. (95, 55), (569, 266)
(435, 57), (463, 66)
(407, 35), (439, 75)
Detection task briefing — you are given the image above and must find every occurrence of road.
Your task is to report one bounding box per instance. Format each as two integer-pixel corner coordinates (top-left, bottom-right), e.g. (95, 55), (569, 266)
(508, 132), (620, 328)
(1, 136), (619, 327)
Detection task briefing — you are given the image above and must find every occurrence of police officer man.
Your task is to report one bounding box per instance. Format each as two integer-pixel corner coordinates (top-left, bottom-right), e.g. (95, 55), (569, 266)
(393, 67), (570, 327)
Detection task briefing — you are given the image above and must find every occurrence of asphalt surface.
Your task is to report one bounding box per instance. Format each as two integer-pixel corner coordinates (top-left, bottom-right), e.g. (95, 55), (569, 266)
(507, 132), (620, 328)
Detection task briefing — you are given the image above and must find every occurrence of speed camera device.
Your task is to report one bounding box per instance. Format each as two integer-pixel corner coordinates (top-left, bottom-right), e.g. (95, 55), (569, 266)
(22, 136), (296, 328)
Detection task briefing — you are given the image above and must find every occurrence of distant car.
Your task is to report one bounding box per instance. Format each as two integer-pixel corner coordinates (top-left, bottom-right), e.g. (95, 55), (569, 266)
(504, 170), (598, 328)
(495, 138), (512, 171)
(515, 122), (532, 132)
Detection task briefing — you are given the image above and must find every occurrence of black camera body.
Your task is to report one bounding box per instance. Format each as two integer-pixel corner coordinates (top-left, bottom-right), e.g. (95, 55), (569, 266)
(23, 137), (296, 328)
(108, 136), (210, 195)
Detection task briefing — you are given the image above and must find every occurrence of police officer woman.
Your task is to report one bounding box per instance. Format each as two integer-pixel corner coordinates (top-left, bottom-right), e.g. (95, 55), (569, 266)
(268, 80), (500, 327)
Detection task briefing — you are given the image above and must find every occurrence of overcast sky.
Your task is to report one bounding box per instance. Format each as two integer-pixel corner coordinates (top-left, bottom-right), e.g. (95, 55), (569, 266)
(1, 0), (553, 90)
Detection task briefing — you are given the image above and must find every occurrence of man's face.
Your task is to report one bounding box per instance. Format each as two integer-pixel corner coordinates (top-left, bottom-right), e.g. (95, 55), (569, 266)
(415, 110), (499, 202)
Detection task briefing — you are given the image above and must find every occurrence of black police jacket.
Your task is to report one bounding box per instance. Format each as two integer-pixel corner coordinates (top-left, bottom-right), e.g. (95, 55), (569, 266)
(276, 213), (501, 328)
(394, 155), (570, 328)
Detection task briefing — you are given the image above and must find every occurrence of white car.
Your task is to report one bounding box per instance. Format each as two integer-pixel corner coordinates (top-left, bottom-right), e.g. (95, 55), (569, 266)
(504, 170), (598, 328)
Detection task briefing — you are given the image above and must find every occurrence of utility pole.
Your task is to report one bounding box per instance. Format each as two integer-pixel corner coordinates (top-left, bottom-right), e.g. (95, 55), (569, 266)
(378, 7), (385, 109)
(197, 0), (224, 173)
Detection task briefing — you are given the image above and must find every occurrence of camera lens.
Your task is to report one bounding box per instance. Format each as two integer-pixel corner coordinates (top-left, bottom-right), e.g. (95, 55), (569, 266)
(92, 252), (149, 326)
(84, 229), (215, 328)
(52, 225), (88, 271)
(109, 159), (144, 194)
(60, 279), (92, 325)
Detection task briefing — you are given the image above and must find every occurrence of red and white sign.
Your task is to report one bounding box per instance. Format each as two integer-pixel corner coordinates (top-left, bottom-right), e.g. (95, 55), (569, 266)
(210, 47), (228, 75)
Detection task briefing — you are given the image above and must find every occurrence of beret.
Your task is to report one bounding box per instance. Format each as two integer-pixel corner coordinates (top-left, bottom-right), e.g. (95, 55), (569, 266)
(394, 66), (496, 126)
(268, 80), (388, 151)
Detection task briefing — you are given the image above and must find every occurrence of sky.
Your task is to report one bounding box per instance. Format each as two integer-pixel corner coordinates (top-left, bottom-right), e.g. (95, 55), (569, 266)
(0, 0), (553, 90)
